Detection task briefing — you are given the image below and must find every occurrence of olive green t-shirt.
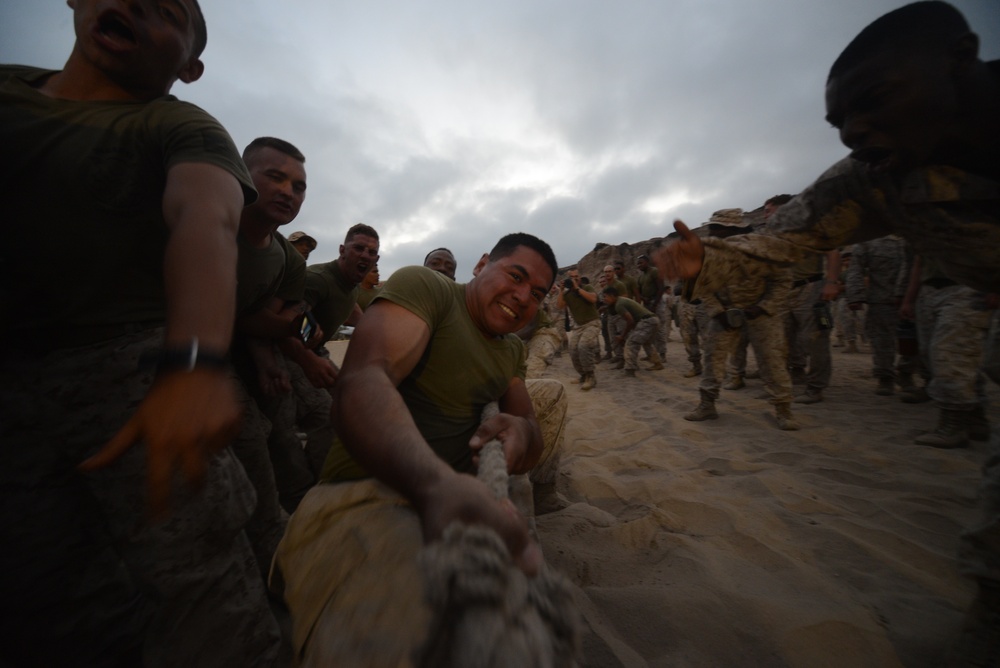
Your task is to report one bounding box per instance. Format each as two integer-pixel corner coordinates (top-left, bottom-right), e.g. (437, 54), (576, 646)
(613, 297), (654, 321)
(637, 267), (662, 302)
(322, 266), (526, 481)
(236, 232), (305, 315)
(1, 65), (255, 342)
(304, 259), (359, 343)
(622, 274), (640, 300)
(565, 285), (599, 325)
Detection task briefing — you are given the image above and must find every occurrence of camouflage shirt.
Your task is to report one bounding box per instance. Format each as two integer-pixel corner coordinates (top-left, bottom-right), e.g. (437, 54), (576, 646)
(694, 157), (1000, 299)
(844, 236), (908, 305)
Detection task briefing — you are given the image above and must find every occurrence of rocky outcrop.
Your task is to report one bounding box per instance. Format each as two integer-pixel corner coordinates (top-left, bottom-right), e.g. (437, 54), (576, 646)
(556, 206), (767, 284)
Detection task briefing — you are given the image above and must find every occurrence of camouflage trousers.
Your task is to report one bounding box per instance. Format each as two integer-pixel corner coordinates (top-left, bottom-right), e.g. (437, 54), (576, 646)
(271, 378), (569, 665)
(0, 329), (282, 668)
(678, 301), (702, 364)
(834, 297), (863, 344)
(624, 316), (662, 370)
(568, 318), (601, 377)
(609, 313), (626, 361)
(865, 303), (899, 380)
(959, 311), (1000, 586)
(726, 326), (750, 377)
(785, 280), (832, 392)
(654, 298), (670, 358)
(525, 326), (563, 379)
(915, 283), (991, 408)
(699, 311), (792, 404)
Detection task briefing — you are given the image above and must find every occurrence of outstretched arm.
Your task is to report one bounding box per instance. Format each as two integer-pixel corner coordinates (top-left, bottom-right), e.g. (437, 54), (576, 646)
(653, 221), (704, 281)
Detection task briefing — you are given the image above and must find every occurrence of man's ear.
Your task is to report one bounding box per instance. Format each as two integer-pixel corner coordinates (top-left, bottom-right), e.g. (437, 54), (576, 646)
(177, 57), (205, 84)
(472, 253), (489, 277)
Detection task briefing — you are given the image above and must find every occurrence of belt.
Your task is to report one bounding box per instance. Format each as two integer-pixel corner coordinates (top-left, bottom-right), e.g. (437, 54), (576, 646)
(922, 277), (957, 289)
(792, 274), (824, 288)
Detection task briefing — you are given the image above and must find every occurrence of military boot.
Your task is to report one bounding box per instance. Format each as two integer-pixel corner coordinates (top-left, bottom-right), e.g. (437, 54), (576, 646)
(723, 375), (745, 390)
(775, 403), (800, 431)
(684, 391), (718, 421)
(915, 408), (970, 449)
(647, 351), (664, 371)
(580, 373), (597, 391)
(875, 377), (894, 396)
(843, 340), (858, 354)
(683, 361), (703, 378)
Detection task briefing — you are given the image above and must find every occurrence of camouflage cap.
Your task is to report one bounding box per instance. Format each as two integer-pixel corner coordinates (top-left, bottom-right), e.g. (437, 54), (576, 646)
(287, 231), (318, 248)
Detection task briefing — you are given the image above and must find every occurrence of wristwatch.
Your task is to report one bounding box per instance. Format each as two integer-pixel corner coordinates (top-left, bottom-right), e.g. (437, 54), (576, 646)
(154, 337), (229, 374)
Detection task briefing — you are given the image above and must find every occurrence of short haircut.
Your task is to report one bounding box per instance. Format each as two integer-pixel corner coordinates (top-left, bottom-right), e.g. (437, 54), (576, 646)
(345, 223), (379, 244)
(423, 247), (455, 263)
(765, 194), (794, 207)
(242, 137), (306, 164)
(603, 286), (620, 297)
(828, 1), (971, 81)
(488, 233), (558, 287)
(613, 260), (624, 269)
(190, 0), (208, 58)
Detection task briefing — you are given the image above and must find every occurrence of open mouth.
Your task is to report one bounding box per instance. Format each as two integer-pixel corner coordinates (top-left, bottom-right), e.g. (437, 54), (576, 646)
(97, 11), (137, 47)
(498, 303), (517, 319)
(850, 146), (893, 171)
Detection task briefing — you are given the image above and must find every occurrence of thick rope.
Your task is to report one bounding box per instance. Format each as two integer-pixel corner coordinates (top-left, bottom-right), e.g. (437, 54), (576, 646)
(416, 403), (581, 667)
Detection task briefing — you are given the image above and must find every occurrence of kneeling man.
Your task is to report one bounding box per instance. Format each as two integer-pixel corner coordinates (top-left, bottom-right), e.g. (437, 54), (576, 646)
(273, 233), (565, 665)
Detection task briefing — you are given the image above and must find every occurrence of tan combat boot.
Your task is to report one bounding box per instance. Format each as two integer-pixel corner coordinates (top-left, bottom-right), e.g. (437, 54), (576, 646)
(775, 403), (800, 431)
(684, 391), (718, 421)
(723, 375), (745, 390)
(683, 361), (702, 378)
(915, 408), (970, 448)
(580, 373), (597, 391)
(647, 351), (664, 371)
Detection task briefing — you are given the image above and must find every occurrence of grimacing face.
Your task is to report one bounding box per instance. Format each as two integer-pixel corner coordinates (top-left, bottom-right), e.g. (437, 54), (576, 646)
(69, 0), (205, 97)
(825, 46), (964, 174)
(467, 246), (553, 338)
(339, 233), (379, 285)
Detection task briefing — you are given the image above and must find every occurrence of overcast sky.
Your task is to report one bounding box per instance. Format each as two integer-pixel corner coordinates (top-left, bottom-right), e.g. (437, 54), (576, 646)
(3, 1), (998, 280)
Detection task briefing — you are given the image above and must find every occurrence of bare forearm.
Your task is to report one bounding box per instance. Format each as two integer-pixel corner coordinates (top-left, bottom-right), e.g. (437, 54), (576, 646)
(332, 367), (453, 506)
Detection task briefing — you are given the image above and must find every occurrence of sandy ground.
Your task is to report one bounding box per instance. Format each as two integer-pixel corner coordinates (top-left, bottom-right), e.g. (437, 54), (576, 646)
(324, 333), (994, 667)
(530, 332), (994, 668)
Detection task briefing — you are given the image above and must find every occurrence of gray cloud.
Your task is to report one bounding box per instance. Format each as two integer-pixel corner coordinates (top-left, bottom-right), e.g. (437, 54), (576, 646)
(3, 0), (998, 277)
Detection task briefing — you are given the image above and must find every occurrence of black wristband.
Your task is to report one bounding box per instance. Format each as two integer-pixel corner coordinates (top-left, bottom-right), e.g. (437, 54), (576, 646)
(153, 338), (229, 374)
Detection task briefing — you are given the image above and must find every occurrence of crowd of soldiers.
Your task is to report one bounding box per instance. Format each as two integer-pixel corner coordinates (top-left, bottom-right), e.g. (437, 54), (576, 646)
(534, 202), (995, 450)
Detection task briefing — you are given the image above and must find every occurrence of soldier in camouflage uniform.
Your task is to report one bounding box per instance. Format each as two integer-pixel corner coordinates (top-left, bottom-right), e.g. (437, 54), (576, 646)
(681, 230), (799, 431)
(603, 265), (630, 367)
(636, 254), (668, 360)
(654, 3), (1000, 661)
(558, 268), (602, 390)
(844, 236), (909, 395)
